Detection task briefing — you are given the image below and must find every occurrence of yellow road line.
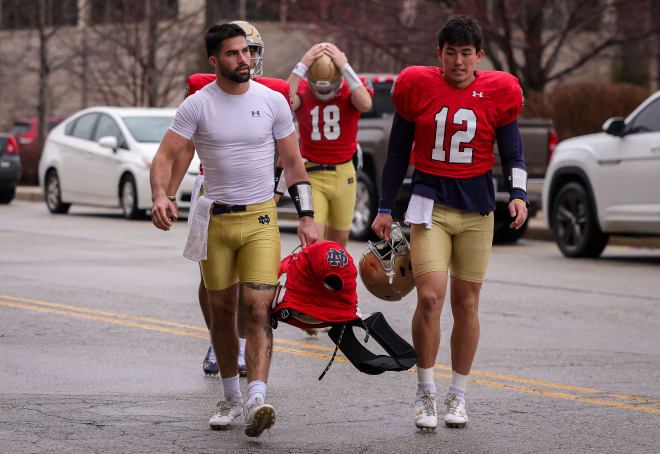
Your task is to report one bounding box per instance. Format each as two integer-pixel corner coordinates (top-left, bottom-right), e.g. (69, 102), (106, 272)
(433, 364), (660, 405)
(0, 300), (207, 339)
(0, 294), (207, 332)
(2, 297), (659, 413)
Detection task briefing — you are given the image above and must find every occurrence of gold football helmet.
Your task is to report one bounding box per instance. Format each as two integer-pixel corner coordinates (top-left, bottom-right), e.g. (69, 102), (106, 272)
(307, 53), (342, 101)
(359, 223), (415, 301)
(231, 20), (264, 77)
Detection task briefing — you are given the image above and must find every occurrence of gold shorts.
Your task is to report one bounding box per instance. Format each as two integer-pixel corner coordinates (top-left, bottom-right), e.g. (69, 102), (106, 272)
(410, 204), (494, 283)
(306, 160), (356, 231)
(200, 199), (281, 290)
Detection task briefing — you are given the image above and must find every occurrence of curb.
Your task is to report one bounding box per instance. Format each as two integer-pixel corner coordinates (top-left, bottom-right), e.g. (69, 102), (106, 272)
(15, 186), (44, 202)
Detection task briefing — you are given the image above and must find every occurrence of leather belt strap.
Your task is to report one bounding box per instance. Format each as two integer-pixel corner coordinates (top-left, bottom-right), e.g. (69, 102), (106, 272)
(212, 203), (247, 215)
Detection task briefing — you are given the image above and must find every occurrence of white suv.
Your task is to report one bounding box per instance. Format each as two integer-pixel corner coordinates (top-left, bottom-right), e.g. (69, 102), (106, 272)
(542, 90), (660, 257)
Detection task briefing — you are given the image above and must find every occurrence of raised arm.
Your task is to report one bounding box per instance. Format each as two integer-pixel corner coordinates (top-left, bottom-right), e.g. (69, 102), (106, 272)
(287, 43), (326, 111)
(324, 43), (373, 112)
(150, 130), (190, 231)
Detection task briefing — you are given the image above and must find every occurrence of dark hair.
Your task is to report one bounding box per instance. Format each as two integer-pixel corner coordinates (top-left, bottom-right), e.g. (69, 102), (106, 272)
(438, 15), (482, 52)
(205, 23), (246, 58)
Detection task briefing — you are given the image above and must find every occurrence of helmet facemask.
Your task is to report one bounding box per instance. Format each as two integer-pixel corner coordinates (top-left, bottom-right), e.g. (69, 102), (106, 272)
(359, 223), (415, 301)
(248, 43), (264, 77)
(309, 78), (342, 101)
(366, 223), (410, 284)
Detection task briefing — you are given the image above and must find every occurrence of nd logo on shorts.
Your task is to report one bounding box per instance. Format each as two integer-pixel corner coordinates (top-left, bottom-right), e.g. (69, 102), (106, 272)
(326, 248), (349, 267)
(258, 214), (271, 224)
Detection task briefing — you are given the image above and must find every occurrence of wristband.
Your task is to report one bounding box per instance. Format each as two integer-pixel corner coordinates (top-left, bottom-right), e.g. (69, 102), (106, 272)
(292, 61), (308, 78)
(288, 181), (314, 218)
(274, 167), (287, 195)
(167, 195), (176, 201)
(504, 167), (528, 192)
(341, 63), (362, 91)
(378, 208), (392, 214)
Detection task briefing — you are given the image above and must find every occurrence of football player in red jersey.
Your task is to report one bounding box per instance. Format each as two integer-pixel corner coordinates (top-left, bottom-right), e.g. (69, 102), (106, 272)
(372, 15), (528, 430)
(287, 43), (374, 248)
(165, 21), (292, 379)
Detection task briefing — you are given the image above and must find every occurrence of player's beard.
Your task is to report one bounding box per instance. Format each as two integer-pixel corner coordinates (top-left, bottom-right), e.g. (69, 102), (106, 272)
(221, 62), (251, 83)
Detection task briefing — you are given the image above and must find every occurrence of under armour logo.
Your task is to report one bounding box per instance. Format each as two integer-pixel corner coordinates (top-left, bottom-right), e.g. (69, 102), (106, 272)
(326, 248), (349, 267)
(251, 110), (261, 117)
(258, 214), (270, 224)
(472, 91), (483, 97)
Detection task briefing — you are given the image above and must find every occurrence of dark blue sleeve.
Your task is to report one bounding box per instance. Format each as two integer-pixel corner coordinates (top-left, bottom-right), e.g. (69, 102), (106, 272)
(378, 112), (415, 210)
(496, 120), (528, 204)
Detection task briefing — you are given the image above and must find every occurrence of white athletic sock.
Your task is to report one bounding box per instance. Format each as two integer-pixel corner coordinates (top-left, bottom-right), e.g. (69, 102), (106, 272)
(238, 338), (246, 365)
(246, 380), (267, 408)
(448, 370), (468, 401)
(416, 366), (436, 398)
(221, 375), (241, 402)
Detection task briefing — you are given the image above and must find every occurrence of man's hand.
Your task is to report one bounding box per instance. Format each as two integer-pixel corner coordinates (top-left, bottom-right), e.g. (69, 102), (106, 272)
(297, 216), (318, 248)
(371, 212), (393, 241)
(324, 43), (348, 68)
(151, 195), (178, 231)
(508, 199), (528, 229)
(301, 43), (326, 67)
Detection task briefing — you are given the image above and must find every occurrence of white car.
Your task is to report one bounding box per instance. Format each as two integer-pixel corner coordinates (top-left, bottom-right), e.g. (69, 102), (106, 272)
(38, 107), (199, 218)
(542, 90), (660, 257)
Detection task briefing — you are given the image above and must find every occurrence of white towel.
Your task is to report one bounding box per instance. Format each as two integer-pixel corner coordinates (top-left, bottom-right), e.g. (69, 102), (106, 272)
(187, 173), (204, 227)
(183, 194), (213, 261)
(404, 194), (434, 229)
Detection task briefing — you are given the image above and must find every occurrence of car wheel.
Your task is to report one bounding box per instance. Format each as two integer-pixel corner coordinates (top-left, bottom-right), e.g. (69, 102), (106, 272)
(350, 171), (377, 241)
(44, 170), (71, 214)
(120, 175), (144, 219)
(0, 187), (15, 204)
(551, 182), (608, 257)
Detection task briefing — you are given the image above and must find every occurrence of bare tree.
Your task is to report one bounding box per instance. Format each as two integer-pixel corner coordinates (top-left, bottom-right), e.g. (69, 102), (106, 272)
(463, 0), (659, 93)
(2, 0), (78, 146)
(277, 0), (659, 93)
(64, 0), (203, 108)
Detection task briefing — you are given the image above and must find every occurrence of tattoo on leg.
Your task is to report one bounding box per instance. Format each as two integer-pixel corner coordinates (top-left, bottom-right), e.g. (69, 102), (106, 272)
(245, 282), (276, 291)
(263, 323), (273, 359)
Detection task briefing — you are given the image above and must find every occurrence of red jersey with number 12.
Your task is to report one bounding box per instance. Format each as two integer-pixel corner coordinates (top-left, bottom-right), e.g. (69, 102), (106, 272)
(392, 66), (523, 179)
(295, 78), (374, 164)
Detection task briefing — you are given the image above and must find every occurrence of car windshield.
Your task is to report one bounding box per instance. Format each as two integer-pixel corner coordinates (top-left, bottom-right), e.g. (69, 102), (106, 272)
(11, 123), (30, 135)
(121, 116), (174, 142)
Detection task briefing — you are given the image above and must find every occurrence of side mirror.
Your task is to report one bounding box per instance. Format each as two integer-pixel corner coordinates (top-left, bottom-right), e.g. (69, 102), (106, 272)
(602, 117), (626, 136)
(98, 136), (118, 152)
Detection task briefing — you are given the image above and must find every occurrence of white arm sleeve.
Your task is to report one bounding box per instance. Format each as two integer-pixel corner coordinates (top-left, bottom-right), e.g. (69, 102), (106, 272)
(271, 93), (296, 140)
(169, 96), (201, 140)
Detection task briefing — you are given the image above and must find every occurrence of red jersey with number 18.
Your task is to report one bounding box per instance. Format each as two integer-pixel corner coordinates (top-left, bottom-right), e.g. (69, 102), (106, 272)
(392, 66), (522, 179)
(295, 78), (374, 164)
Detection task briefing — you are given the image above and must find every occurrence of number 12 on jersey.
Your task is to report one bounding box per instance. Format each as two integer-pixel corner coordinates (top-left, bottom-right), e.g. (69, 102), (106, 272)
(310, 105), (341, 141)
(432, 107), (477, 164)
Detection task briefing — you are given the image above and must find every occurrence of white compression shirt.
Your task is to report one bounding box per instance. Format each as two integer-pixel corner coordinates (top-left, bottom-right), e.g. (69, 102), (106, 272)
(169, 80), (295, 205)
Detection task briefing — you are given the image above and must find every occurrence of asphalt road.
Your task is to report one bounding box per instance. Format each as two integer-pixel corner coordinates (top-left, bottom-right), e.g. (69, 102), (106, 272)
(1, 200), (659, 453)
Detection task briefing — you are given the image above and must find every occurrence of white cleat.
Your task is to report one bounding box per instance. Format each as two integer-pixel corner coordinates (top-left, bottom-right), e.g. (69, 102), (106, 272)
(444, 392), (468, 428)
(414, 389), (437, 431)
(244, 396), (275, 438)
(209, 398), (243, 430)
